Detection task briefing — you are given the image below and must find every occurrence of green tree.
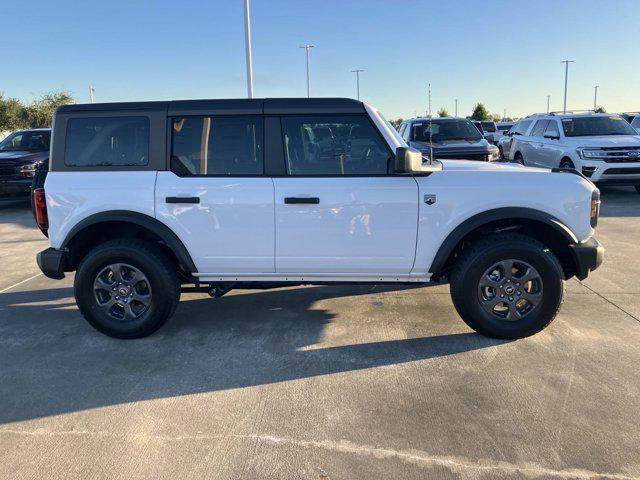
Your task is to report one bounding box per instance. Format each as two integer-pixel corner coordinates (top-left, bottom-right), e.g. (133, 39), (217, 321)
(437, 108), (450, 118)
(23, 91), (74, 128)
(0, 94), (27, 131)
(594, 106), (606, 113)
(389, 118), (403, 129)
(469, 103), (490, 121)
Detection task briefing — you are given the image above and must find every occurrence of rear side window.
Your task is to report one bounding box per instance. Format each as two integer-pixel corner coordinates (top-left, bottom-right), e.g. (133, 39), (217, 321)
(65, 117), (149, 166)
(171, 116), (263, 176)
(281, 115), (392, 175)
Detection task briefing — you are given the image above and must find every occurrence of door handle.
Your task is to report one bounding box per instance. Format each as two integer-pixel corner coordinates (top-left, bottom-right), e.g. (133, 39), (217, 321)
(284, 197), (320, 204)
(166, 196), (200, 204)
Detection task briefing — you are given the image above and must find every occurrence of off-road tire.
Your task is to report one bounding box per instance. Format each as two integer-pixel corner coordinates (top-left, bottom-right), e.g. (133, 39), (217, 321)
(450, 233), (564, 339)
(74, 239), (180, 339)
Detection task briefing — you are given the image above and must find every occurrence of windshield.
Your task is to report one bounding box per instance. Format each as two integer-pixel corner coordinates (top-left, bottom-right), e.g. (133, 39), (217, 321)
(481, 121), (496, 132)
(561, 116), (637, 137)
(0, 130), (51, 152)
(412, 120), (482, 142)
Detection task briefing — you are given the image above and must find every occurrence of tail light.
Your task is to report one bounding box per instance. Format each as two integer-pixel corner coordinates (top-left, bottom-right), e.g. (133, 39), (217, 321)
(590, 190), (600, 228)
(33, 188), (49, 232)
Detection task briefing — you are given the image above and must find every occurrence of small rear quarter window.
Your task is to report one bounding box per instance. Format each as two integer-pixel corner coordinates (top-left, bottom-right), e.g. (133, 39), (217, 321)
(64, 116), (149, 167)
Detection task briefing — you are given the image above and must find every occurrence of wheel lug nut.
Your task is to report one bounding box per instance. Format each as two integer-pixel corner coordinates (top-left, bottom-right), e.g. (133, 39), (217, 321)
(509, 297), (514, 301)
(500, 295), (504, 298)
(115, 296), (119, 300)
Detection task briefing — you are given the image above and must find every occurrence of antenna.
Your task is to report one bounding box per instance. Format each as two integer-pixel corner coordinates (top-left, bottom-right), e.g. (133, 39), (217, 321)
(428, 83), (434, 165)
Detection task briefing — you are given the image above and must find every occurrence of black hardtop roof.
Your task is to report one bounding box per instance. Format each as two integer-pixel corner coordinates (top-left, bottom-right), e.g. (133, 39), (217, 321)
(56, 97), (365, 115)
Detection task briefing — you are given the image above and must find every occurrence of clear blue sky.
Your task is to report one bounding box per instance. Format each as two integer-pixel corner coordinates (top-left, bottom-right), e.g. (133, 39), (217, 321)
(4, 0), (640, 119)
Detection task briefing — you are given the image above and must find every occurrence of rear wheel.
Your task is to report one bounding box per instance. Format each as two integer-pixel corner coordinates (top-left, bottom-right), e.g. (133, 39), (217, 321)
(450, 233), (564, 339)
(74, 239), (180, 338)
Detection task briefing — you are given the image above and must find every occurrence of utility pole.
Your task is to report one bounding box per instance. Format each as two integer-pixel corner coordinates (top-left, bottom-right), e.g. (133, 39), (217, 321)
(89, 86), (95, 103)
(503, 108), (506, 121)
(546, 95), (550, 113)
(593, 85), (599, 111)
(455, 98), (458, 117)
(427, 83), (432, 117)
(561, 60), (574, 114)
(299, 45), (314, 98)
(351, 69), (364, 100)
(243, 0), (254, 98)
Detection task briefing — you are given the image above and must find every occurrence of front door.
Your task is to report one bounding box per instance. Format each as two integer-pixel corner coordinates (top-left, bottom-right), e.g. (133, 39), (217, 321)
(273, 114), (419, 275)
(156, 115), (274, 274)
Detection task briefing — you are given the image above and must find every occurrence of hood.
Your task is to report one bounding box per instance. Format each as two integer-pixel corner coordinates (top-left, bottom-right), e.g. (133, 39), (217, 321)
(440, 159), (547, 173)
(0, 150), (49, 166)
(411, 138), (491, 151)
(572, 135), (640, 148)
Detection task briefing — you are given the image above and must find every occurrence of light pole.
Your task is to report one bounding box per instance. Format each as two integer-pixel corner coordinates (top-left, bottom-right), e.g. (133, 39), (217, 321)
(243, 0), (254, 98)
(299, 44), (314, 98)
(503, 108), (506, 121)
(455, 98), (458, 117)
(547, 95), (550, 113)
(89, 86), (95, 103)
(561, 60), (574, 114)
(427, 83), (432, 117)
(593, 85), (599, 111)
(351, 69), (364, 100)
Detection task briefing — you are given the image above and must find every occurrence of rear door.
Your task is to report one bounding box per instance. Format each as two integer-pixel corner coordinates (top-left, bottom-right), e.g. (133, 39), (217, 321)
(155, 112), (275, 275)
(273, 114), (419, 276)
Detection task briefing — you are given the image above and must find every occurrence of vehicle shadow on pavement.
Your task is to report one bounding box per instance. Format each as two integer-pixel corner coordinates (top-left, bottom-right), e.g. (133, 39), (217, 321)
(598, 186), (640, 217)
(0, 284), (508, 424)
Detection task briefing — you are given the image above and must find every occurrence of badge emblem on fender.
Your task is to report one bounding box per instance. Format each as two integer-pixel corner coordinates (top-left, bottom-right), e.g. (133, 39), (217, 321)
(424, 194), (436, 205)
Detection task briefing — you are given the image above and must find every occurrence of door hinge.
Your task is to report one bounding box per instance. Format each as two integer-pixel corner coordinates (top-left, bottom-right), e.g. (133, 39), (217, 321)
(424, 194), (436, 205)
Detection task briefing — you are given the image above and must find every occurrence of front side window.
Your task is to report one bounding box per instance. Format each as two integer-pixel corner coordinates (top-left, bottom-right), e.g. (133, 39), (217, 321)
(281, 115), (391, 175)
(561, 115), (638, 137)
(65, 117), (149, 166)
(530, 120), (548, 137)
(513, 120), (532, 135)
(412, 120), (482, 142)
(171, 116), (263, 176)
(544, 120), (560, 137)
(0, 130), (50, 152)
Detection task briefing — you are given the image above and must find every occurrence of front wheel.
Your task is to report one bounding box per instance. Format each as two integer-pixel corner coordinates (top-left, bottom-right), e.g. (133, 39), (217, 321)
(513, 152), (524, 165)
(450, 233), (564, 339)
(74, 239), (180, 338)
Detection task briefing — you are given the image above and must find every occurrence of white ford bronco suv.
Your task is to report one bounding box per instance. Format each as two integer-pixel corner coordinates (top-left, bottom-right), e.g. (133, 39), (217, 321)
(35, 98), (603, 339)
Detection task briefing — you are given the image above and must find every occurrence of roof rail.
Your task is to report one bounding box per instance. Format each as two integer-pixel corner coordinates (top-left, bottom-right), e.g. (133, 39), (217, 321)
(549, 110), (596, 115)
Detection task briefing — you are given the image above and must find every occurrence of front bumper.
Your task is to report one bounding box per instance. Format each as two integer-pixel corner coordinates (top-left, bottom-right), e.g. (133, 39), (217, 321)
(580, 160), (640, 185)
(36, 248), (66, 280)
(569, 237), (604, 280)
(0, 177), (32, 198)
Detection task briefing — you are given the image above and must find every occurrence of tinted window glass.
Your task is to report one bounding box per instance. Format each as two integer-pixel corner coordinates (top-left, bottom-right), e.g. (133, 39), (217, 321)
(530, 120), (548, 137)
(412, 120), (482, 142)
(171, 116), (263, 176)
(631, 116), (640, 128)
(65, 117), (149, 166)
(481, 121), (496, 132)
(561, 116), (637, 137)
(544, 120), (560, 137)
(0, 130), (50, 152)
(281, 115), (391, 175)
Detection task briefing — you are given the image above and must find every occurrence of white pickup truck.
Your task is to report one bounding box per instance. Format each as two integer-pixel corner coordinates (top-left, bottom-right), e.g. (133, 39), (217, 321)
(35, 98), (603, 339)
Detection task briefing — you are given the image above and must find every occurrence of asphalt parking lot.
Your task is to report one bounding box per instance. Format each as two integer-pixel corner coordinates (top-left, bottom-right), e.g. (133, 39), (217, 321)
(0, 189), (639, 480)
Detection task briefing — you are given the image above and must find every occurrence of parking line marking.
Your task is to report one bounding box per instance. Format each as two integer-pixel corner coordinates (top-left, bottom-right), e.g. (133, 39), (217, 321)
(0, 273), (43, 294)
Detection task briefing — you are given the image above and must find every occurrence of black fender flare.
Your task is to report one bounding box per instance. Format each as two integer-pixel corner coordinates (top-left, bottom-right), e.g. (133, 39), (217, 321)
(429, 207), (578, 276)
(61, 210), (197, 273)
